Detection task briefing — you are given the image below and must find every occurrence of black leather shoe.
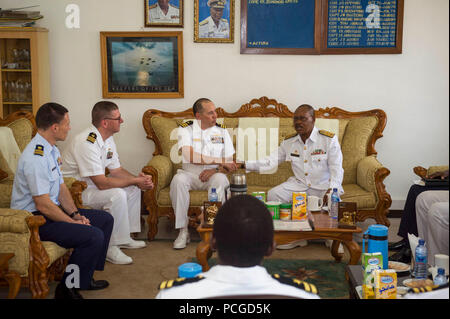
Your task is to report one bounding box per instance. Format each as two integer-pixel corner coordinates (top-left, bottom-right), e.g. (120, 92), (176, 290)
(86, 278), (109, 291)
(389, 247), (412, 264)
(388, 238), (408, 251)
(54, 282), (84, 299)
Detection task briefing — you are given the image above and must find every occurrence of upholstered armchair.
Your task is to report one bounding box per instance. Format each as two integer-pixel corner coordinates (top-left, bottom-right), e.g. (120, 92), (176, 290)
(0, 111), (86, 299)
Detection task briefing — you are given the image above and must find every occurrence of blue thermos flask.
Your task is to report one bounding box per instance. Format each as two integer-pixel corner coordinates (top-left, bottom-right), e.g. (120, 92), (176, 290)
(362, 224), (389, 269)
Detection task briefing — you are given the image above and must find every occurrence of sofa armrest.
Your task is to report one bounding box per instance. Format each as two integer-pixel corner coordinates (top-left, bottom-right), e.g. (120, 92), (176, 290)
(356, 155), (384, 193)
(63, 177), (88, 209)
(142, 155), (174, 193)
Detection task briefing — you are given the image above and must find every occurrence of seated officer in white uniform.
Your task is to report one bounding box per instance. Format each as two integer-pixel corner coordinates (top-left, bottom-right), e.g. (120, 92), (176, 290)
(170, 98), (237, 249)
(156, 195), (320, 299)
(148, 0), (180, 24)
(241, 104), (344, 249)
(62, 101), (153, 265)
(11, 102), (114, 299)
(199, 0), (230, 38)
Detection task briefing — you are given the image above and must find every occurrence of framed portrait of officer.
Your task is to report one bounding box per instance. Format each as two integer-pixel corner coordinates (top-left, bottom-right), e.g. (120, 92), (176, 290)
(194, 0), (235, 43)
(145, 0), (184, 27)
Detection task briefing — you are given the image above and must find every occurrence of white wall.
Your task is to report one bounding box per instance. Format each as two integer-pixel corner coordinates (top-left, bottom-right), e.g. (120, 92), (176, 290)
(3, 0), (449, 208)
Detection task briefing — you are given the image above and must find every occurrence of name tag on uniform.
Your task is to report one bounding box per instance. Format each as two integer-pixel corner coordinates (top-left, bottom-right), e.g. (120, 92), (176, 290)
(290, 150), (300, 157)
(52, 166), (56, 171)
(210, 136), (224, 144)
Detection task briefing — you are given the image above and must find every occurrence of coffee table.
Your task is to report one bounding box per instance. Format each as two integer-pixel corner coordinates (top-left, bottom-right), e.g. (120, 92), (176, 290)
(196, 211), (362, 271)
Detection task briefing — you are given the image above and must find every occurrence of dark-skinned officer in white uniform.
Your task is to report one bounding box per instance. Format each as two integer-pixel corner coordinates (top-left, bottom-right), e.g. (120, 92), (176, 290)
(11, 103), (113, 299)
(148, 0), (180, 24)
(170, 98), (237, 249)
(156, 195), (320, 299)
(241, 104), (344, 249)
(199, 0), (230, 38)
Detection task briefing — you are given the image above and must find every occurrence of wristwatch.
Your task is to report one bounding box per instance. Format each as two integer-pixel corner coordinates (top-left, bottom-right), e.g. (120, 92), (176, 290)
(68, 211), (79, 218)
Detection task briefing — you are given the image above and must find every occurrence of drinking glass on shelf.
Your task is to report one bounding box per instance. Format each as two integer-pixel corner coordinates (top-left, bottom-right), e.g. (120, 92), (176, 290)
(3, 81), (9, 101)
(25, 82), (32, 101)
(12, 49), (20, 68)
(18, 81), (26, 101)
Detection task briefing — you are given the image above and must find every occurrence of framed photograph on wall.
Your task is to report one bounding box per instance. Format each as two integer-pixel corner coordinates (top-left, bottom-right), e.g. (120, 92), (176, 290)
(144, 0), (184, 27)
(194, 0), (234, 43)
(100, 31), (184, 99)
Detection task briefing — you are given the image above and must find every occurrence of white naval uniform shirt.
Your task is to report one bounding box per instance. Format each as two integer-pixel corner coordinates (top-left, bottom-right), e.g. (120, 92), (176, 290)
(198, 16), (229, 38)
(156, 265), (320, 299)
(246, 127), (344, 193)
(177, 120), (235, 176)
(149, 3), (180, 23)
(62, 125), (121, 189)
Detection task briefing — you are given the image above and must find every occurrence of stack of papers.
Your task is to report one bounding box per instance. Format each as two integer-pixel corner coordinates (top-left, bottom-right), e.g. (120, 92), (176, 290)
(273, 219), (314, 231)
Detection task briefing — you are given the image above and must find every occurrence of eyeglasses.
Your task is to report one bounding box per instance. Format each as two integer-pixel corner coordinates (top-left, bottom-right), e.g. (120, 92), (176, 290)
(104, 116), (122, 121)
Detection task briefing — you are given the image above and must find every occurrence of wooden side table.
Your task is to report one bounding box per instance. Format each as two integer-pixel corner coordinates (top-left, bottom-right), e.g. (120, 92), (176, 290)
(197, 211), (362, 272)
(0, 253), (21, 299)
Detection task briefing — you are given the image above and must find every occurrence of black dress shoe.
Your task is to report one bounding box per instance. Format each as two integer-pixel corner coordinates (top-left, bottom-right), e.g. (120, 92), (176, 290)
(54, 282), (84, 299)
(86, 278), (109, 291)
(388, 238), (408, 251)
(389, 246), (412, 264)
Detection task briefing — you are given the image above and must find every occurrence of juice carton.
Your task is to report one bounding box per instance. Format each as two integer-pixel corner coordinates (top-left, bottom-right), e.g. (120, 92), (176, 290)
(373, 269), (397, 299)
(361, 252), (383, 299)
(292, 192), (307, 221)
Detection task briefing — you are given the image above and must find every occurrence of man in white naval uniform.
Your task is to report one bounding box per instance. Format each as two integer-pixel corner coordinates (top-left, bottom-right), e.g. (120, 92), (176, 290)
(156, 195), (320, 299)
(198, 0), (229, 38)
(170, 98), (237, 249)
(242, 104), (344, 249)
(62, 101), (153, 265)
(415, 190), (449, 266)
(148, 0), (180, 24)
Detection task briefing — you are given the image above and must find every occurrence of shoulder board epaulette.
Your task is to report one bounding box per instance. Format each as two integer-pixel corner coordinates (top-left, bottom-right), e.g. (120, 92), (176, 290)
(319, 130), (335, 138)
(221, 18), (228, 23)
(272, 274), (318, 295)
(407, 283), (448, 294)
(149, 4), (157, 9)
(169, 4), (177, 8)
(199, 19), (208, 26)
(158, 275), (205, 290)
(34, 144), (44, 156)
(86, 132), (97, 144)
(284, 133), (297, 141)
(179, 120), (193, 128)
(215, 122), (226, 129)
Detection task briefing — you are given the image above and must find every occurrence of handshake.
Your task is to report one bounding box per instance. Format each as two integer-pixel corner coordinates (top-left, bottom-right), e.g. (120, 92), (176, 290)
(220, 161), (245, 173)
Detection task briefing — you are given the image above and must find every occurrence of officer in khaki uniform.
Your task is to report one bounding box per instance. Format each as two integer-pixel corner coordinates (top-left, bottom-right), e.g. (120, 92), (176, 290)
(156, 195), (320, 299)
(148, 0), (180, 24)
(199, 0), (230, 38)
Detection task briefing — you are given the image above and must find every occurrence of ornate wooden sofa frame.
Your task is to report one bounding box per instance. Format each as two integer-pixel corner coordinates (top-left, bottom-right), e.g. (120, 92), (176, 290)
(141, 97), (392, 241)
(0, 111), (87, 299)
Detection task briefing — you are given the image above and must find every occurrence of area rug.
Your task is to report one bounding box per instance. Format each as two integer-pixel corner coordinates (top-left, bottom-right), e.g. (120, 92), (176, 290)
(194, 258), (350, 299)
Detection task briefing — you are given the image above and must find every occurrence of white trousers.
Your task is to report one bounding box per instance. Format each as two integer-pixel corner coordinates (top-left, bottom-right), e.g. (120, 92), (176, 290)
(267, 176), (328, 203)
(170, 169), (229, 229)
(416, 190), (449, 266)
(82, 185), (141, 246)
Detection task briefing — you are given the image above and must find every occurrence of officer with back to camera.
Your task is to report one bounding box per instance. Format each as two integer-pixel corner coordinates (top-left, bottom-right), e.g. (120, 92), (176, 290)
(156, 195), (320, 299)
(11, 102), (114, 299)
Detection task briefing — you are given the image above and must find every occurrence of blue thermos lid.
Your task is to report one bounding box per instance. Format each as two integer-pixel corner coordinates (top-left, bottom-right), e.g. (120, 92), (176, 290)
(368, 224), (388, 237)
(178, 262), (202, 278)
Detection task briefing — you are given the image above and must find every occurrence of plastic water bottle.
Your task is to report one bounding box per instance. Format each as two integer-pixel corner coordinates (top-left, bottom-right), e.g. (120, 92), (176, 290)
(412, 239), (428, 279)
(209, 188), (218, 202)
(330, 188), (340, 219)
(433, 268), (447, 286)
